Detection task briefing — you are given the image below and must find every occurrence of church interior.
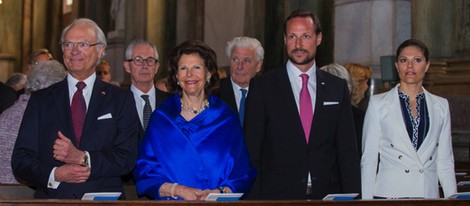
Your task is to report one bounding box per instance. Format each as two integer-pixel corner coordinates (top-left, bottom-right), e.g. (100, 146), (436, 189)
(0, 0), (469, 202)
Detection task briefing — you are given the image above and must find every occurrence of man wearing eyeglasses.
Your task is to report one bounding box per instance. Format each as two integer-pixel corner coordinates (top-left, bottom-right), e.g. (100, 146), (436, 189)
(123, 39), (168, 139)
(12, 18), (139, 199)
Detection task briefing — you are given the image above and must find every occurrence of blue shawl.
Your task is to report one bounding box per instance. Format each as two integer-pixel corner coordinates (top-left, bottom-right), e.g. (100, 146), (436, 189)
(133, 95), (255, 200)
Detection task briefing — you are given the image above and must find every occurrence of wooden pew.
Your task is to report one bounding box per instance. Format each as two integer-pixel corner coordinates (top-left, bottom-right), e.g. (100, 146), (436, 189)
(0, 199), (468, 206)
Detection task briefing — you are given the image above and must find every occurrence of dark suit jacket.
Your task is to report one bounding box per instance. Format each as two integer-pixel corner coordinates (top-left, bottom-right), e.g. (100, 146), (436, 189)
(218, 77), (238, 114)
(244, 66), (361, 200)
(12, 78), (139, 199)
(136, 87), (169, 141)
(352, 105), (365, 154)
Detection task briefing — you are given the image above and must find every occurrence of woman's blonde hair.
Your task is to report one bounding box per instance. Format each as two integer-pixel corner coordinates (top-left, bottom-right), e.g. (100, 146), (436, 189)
(344, 63), (372, 106)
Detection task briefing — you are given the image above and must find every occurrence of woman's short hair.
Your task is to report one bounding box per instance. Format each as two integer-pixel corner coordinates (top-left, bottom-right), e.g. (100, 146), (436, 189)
(166, 40), (219, 96)
(26, 60), (67, 93)
(344, 63), (372, 105)
(29, 49), (53, 65)
(5, 73), (27, 88)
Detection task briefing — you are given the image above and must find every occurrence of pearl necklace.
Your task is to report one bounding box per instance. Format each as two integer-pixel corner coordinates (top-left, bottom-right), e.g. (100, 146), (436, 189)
(181, 99), (209, 114)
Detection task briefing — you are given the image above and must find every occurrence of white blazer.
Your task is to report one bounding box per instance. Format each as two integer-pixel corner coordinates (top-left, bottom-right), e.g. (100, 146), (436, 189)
(361, 85), (457, 199)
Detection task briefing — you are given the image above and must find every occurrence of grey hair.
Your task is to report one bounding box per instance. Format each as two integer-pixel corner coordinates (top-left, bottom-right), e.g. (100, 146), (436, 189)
(60, 18), (107, 53)
(226, 36), (264, 61)
(5, 73), (27, 87)
(26, 60), (67, 93)
(320, 63), (353, 92)
(124, 39), (159, 60)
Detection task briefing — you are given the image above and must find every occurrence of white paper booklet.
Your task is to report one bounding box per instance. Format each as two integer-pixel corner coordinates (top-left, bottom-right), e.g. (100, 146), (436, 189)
(322, 193), (359, 200)
(205, 193), (243, 201)
(448, 192), (470, 199)
(457, 181), (470, 186)
(82, 192), (122, 200)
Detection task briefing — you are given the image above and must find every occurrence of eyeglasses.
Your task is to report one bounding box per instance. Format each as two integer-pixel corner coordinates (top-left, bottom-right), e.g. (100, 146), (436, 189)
(127, 56), (158, 66)
(61, 41), (101, 50)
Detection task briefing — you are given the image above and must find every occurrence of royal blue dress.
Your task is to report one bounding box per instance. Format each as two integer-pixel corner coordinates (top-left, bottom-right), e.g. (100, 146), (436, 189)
(133, 95), (256, 200)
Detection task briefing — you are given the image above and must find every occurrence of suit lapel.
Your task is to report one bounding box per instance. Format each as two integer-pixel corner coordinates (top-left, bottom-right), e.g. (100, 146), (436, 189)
(54, 79), (74, 142)
(387, 86), (422, 162)
(220, 78), (238, 113)
(276, 67), (305, 142)
(416, 90), (439, 160)
(80, 79), (108, 148)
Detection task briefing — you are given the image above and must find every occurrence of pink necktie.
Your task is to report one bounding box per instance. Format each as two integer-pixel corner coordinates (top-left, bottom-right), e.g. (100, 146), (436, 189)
(299, 74), (313, 143)
(71, 82), (86, 145)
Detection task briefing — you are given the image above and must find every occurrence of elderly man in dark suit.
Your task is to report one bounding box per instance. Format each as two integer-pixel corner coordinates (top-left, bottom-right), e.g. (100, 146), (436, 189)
(12, 18), (139, 199)
(218, 36), (263, 125)
(123, 39), (168, 138)
(244, 10), (361, 200)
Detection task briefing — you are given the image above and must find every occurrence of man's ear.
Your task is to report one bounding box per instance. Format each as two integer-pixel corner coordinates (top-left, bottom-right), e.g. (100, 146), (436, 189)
(155, 62), (160, 74)
(256, 60), (263, 73)
(123, 62), (131, 73)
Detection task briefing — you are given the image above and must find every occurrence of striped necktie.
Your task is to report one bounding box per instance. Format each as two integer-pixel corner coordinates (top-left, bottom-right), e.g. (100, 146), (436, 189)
(141, 94), (152, 130)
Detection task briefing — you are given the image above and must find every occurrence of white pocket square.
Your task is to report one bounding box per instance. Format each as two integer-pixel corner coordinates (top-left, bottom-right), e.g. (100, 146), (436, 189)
(97, 113), (112, 120)
(323, 101), (339, 105)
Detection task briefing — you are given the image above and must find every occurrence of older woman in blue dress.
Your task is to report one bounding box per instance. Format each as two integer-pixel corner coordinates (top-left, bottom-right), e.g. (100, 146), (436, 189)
(133, 40), (255, 200)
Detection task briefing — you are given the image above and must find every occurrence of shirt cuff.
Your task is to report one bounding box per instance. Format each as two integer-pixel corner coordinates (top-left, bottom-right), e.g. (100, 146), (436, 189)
(84, 151), (91, 167)
(48, 167), (61, 189)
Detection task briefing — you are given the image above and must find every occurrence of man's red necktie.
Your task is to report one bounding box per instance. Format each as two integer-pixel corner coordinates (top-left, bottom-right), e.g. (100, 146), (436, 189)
(71, 81), (86, 145)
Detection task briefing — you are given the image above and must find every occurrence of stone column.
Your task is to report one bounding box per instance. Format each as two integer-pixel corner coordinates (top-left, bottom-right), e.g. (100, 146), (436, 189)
(204, 0), (246, 67)
(334, 0), (411, 80)
(412, 0), (456, 59)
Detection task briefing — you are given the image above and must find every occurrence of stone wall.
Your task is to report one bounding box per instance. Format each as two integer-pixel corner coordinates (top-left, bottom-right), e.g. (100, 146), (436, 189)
(446, 95), (470, 162)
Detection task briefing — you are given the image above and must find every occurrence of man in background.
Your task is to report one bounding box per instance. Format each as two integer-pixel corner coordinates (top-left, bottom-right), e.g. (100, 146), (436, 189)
(218, 36), (263, 125)
(96, 59), (120, 87)
(123, 39), (168, 138)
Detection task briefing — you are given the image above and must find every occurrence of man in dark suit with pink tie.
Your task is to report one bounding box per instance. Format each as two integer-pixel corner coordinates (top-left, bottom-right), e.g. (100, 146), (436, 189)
(244, 10), (360, 200)
(12, 18), (139, 199)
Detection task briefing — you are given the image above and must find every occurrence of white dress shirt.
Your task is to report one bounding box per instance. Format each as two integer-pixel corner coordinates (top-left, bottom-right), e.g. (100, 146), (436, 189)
(230, 78), (248, 112)
(130, 85), (157, 127)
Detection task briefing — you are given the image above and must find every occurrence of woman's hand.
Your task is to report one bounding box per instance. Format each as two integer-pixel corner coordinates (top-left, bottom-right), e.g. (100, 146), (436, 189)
(175, 185), (210, 200)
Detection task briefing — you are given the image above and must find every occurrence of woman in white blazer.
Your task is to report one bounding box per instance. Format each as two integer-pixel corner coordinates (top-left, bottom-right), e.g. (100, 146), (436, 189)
(361, 39), (457, 199)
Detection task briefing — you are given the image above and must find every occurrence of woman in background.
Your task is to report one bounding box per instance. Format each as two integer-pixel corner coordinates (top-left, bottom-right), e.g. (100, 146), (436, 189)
(0, 60), (67, 184)
(344, 63), (372, 111)
(320, 63), (363, 154)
